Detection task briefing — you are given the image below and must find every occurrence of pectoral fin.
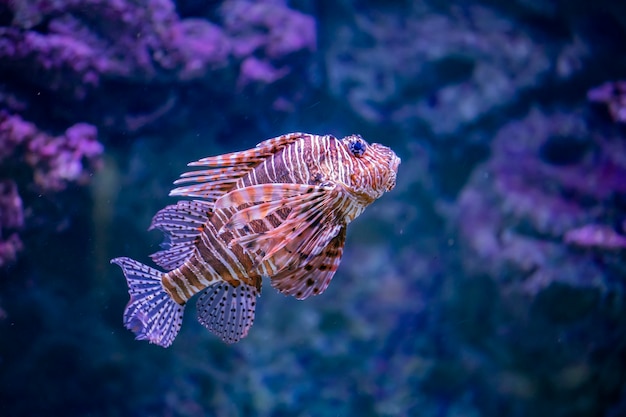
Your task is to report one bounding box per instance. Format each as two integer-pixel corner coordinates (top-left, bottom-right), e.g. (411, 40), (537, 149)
(271, 226), (347, 299)
(215, 182), (346, 269)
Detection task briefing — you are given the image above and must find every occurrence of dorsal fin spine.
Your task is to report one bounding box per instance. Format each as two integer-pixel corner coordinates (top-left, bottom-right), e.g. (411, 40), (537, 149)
(168, 133), (311, 208)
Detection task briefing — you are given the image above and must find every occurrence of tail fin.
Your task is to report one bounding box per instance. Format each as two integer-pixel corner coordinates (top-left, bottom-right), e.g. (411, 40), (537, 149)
(111, 257), (184, 348)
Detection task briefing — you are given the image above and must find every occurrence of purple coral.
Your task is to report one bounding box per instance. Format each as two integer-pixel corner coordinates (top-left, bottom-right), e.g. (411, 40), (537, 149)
(0, 0), (317, 133)
(1, 112), (102, 191)
(588, 81), (626, 124)
(323, 4), (553, 133)
(0, 0), (229, 96)
(26, 122), (102, 191)
(221, 0), (316, 86)
(0, 112), (102, 265)
(455, 109), (626, 292)
(564, 224), (626, 250)
(0, 180), (24, 268)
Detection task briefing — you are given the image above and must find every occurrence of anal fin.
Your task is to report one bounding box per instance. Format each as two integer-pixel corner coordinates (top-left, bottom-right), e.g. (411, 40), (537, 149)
(196, 281), (260, 344)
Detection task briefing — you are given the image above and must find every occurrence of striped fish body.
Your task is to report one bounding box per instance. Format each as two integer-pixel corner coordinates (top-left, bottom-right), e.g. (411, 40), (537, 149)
(112, 133), (400, 347)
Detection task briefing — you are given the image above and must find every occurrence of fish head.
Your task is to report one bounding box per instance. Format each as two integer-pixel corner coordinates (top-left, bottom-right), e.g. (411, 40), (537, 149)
(337, 134), (401, 203)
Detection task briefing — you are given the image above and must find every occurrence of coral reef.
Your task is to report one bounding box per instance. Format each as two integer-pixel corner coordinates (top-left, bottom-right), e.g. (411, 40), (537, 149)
(0, 0), (625, 416)
(455, 108), (626, 293)
(588, 81), (626, 124)
(0, 113), (102, 191)
(322, 2), (580, 137)
(322, 0), (626, 198)
(0, 180), (23, 268)
(0, 0), (317, 134)
(564, 224), (626, 250)
(452, 106), (626, 415)
(0, 111), (102, 265)
(221, 0), (316, 86)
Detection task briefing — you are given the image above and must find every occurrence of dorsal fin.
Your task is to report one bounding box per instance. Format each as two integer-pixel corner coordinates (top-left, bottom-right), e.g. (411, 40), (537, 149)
(169, 132), (312, 208)
(149, 200), (211, 270)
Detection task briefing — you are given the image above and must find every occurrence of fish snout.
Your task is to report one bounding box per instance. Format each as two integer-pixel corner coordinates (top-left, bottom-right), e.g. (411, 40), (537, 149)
(385, 154), (400, 191)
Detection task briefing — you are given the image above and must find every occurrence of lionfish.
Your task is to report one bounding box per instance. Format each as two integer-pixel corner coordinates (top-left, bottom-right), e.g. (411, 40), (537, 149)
(111, 133), (400, 347)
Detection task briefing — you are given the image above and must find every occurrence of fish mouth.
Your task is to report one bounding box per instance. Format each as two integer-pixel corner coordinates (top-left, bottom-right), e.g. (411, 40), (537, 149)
(384, 154), (400, 192)
(373, 143), (401, 173)
(368, 143), (401, 193)
(391, 154), (401, 173)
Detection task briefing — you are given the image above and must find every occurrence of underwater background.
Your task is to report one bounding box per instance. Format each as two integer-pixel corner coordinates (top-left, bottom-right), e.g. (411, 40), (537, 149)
(1, 0), (626, 416)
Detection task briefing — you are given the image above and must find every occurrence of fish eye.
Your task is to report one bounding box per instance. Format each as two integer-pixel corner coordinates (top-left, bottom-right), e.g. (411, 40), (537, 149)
(347, 135), (367, 157)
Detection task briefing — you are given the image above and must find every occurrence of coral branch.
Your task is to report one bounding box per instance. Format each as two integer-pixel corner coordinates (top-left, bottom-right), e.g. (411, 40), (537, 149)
(0, 111), (102, 265)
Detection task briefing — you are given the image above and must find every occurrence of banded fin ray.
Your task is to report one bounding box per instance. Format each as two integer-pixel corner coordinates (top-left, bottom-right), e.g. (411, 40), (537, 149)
(215, 183), (333, 230)
(233, 201), (341, 267)
(216, 182), (345, 268)
(110, 257), (184, 348)
(196, 281), (259, 344)
(220, 194), (304, 230)
(169, 133), (310, 204)
(260, 220), (343, 279)
(149, 200), (211, 270)
(271, 226), (346, 299)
